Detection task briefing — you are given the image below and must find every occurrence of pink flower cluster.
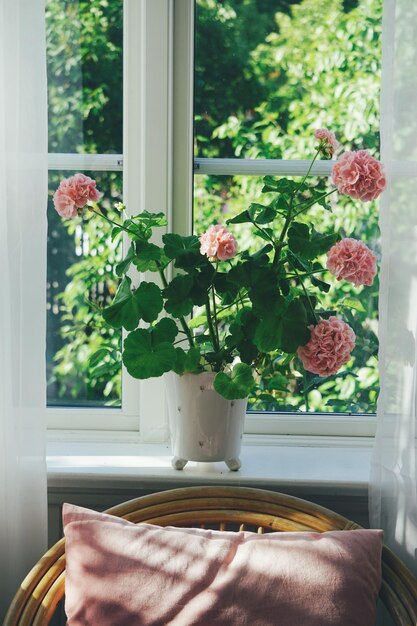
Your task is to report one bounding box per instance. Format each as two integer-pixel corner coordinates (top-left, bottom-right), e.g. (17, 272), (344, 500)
(314, 128), (339, 157)
(297, 316), (356, 377)
(199, 225), (238, 261)
(327, 238), (377, 287)
(331, 150), (386, 202)
(53, 173), (102, 219)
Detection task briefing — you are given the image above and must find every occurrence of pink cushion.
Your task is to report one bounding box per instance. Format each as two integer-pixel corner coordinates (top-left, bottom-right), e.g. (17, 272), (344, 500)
(63, 503), (383, 626)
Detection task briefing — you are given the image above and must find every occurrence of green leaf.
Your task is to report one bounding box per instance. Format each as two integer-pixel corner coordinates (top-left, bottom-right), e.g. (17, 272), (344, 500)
(213, 272), (239, 305)
(341, 297), (367, 313)
(213, 363), (254, 399)
(310, 274), (331, 293)
(262, 176), (297, 193)
(272, 194), (291, 214)
(132, 241), (168, 272)
(255, 206), (277, 224)
(253, 297), (309, 353)
(226, 310), (259, 364)
(248, 272), (282, 311)
(253, 228), (274, 242)
(280, 298), (310, 352)
(173, 346), (202, 374)
(308, 228), (340, 257)
(287, 222), (310, 255)
(153, 317), (179, 344)
(122, 318), (177, 379)
(254, 314), (283, 352)
(163, 233), (207, 270)
(163, 274), (194, 317)
(103, 277), (163, 330)
(163, 233), (200, 259)
(102, 276), (141, 331)
(122, 328), (177, 379)
(111, 225), (124, 240)
(267, 374), (289, 392)
(188, 312), (208, 329)
(130, 210), (168, 228)
(317, 195), (332, 211)
(121, 219), (150, 241)
(115, 244), (135, 277)
(189, 264), (215, 305)
(226, 209), (254, 225)
(134, 281), (164, 323)
(288, 223), (340, 260)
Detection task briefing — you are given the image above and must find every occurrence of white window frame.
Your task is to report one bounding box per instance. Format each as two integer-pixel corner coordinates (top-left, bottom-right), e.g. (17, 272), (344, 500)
(47, 0), (376, 440)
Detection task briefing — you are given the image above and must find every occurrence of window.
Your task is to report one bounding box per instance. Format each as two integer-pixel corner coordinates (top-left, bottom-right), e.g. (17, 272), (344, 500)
(47, 0), (380, 439)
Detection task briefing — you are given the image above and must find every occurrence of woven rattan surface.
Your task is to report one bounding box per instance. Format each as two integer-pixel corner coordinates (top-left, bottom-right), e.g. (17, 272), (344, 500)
(3, 486), (417, 625)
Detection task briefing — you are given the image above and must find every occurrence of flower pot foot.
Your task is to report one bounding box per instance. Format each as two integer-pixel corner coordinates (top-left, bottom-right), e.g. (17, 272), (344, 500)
(226, 457), (241, 471)
(172, 456), (188, 470)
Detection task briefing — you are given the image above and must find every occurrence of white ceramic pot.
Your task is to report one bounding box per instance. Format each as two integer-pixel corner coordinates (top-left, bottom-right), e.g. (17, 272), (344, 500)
(164, 371), (247, 471)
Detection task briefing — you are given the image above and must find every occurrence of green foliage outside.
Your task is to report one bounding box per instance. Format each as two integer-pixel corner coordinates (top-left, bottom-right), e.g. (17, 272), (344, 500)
(47, 0), (382, 413)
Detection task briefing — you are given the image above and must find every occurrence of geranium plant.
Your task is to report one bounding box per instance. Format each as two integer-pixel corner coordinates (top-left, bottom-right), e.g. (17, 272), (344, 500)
(53, 129), (386, 401)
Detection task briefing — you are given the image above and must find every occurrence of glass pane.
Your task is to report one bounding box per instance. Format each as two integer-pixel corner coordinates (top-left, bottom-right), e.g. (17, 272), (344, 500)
(194, 173), (379, 414)
(193, 0), (382, 415)
(46, 0), (123, 154)
(46, 0), (123, 408)
(47, 171), (122, 407)
(194, 0), (382, 160)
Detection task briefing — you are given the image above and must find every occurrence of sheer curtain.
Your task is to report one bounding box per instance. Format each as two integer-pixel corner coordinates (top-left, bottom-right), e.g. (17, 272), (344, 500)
(370, 0), (417, 576)
(0, 0), (48, 619)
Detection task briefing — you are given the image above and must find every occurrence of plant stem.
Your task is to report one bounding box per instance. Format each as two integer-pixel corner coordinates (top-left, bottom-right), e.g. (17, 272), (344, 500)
(157, 265), (195, 348)
(248, 216), (276, 244)
(288, 258), (318, 324)
(89, 208), (138, 238)
(205, 297), (220, 354)
(274, 207), (293, 267)
(275, 151), (333, 262)
(302, 370), (310, 412)
(211, 284), (220, 347)
(297, 148), (320, 190)
(292, 188), (337, 218)
(287, 267), (327, 278)
(227, 260), (246, 311)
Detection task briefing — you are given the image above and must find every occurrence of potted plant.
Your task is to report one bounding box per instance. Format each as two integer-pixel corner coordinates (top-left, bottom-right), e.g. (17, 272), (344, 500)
(53, 129), (386, 469)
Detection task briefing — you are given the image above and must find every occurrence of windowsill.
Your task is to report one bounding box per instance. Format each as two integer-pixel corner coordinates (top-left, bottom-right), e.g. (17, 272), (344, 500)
(47, 435), (373, 497)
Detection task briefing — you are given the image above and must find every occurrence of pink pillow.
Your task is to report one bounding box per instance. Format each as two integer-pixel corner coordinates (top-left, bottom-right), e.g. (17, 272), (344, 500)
(63, 503), (382, 626)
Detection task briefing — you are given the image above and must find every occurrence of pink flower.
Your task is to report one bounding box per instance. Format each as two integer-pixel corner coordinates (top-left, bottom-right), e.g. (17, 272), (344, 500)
(297, 316), (356, 377)
(327, 238), (377, 287)
(53, 173), (102, 218)
(314, 128), (339, 157)
(331, 150), (386, 201)
(199, 225), (238, 261)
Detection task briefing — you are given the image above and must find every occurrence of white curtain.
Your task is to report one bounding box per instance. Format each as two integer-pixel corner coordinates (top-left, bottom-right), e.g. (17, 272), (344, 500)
(370, 0), (417, 577)
(0, 0), (48, 619)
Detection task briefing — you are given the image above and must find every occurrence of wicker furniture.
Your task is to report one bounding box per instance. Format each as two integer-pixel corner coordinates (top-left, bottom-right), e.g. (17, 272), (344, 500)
(3, 486), (417, 625)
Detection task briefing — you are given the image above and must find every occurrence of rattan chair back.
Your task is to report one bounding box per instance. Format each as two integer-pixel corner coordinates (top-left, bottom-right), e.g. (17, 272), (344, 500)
(3, 486), (417, 625)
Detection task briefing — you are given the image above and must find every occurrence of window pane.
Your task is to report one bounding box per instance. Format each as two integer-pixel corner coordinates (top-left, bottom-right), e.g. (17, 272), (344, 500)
(194, 173), (379, 414)
(193, 0), (382, 415)
(46, 0), (123, 154)
(47, 171), (122, 408)
(194, 0), (382, 160)
(46, 0), (123, 409)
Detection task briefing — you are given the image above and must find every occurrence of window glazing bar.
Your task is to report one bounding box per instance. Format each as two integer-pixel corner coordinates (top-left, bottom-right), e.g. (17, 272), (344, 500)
(194, 157), (333, 177)
(48, 153), (123, 171)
